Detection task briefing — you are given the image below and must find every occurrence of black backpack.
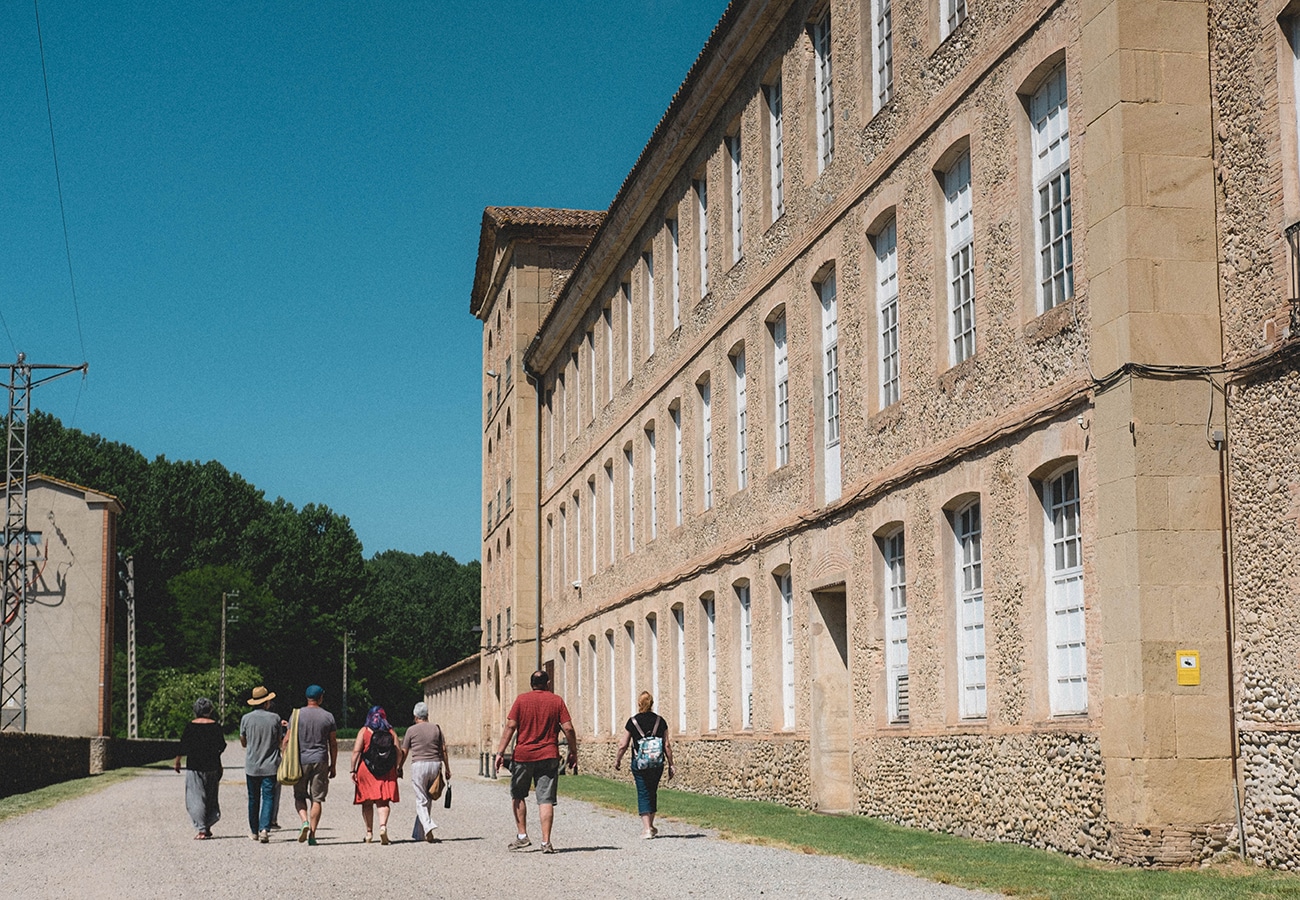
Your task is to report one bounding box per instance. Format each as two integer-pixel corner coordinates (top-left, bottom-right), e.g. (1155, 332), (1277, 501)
(363, 727), (396, 777)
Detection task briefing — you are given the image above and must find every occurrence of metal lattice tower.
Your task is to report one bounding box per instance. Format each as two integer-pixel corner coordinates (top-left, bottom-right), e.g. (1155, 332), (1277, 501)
(0, 355), (88, 732)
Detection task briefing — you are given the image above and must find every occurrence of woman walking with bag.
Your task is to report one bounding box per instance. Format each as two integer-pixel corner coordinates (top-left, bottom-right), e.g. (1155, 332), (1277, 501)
(613, 691), (674, 839)
(401, 701), (450, 843)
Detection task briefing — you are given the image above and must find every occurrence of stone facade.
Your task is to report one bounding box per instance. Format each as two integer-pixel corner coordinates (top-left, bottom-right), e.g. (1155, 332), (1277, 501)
(471, 207), (604, 757)
(1208, 0), (1300, 872)
(459, 0), (1300, 869)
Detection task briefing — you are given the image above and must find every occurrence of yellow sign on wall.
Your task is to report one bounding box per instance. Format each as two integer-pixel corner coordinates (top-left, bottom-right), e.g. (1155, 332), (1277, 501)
(1177, 650), (1200, 686)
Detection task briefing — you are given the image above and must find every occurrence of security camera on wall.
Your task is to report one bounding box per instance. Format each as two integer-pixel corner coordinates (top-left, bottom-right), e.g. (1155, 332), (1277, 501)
(572, 581), (582, 589)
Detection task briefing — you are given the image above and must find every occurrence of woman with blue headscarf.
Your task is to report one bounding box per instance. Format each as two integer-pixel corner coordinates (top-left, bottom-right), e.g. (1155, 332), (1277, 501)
(350, 705), (403, 844)
(174, 697), (226, 839)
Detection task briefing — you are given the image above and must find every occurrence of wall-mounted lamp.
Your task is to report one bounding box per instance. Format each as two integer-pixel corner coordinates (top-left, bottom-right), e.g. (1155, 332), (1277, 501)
(486, 370), (499, 378)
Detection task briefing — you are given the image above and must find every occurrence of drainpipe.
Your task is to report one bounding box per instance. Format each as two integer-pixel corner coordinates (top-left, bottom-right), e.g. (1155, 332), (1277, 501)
(523, 360), (543, 673)
(1214, 420), (1246, 860)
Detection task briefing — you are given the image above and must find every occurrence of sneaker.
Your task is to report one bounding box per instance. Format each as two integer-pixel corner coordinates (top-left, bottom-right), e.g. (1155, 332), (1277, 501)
(251, 833), (261, 842)
(506, 836), (532, 850)
(259, 831), (269, 844)
(307, 834), (318, 846)
(540, 842), (556, 854)
(297, 822), (310, 843)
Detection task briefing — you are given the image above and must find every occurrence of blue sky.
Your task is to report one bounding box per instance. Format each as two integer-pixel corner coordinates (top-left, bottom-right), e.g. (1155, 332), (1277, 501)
(1, 1), (729, 563)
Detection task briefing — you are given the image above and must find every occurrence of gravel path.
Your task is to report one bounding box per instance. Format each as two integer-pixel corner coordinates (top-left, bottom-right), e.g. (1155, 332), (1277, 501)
(0, 746), (995, 899)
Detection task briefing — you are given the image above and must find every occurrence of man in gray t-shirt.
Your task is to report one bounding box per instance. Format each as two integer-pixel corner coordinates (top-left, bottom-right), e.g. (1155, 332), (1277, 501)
(240, 686), (283, 842)
(284, 684), (337, 845)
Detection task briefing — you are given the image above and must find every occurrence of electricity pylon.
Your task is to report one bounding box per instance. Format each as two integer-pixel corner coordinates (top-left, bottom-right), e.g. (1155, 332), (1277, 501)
(1, 354), (88, 732)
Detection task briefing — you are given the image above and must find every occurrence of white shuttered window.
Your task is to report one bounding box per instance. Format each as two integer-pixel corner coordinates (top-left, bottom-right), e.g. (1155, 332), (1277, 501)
(1032, 64), (1072, 312)
(813, 11), (834, 172)
(945, 153), (975, 364)
(955, 502), (986, 719)
(1046, 468), (1086, 715)
(884, 530), (908, 723)
(876, 218), (900, 407)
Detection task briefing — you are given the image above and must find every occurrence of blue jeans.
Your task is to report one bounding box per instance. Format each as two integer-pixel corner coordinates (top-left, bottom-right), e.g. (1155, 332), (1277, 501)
(246, 775), (276, 834)
(632, 766), (663, 815)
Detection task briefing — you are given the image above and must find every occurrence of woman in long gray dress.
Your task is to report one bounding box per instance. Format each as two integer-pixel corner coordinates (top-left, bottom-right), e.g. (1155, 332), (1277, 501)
(174, 697), (226, 839)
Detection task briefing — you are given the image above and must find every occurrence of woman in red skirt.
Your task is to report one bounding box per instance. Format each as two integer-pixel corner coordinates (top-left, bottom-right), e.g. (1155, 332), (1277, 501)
(350, 705), (403, 844)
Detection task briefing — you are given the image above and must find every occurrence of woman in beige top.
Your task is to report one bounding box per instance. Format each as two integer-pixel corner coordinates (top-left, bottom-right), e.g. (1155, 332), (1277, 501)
(401, 701), (449, 842)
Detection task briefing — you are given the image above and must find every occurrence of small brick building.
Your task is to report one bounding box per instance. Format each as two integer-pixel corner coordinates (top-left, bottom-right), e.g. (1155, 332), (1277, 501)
(6, 475), (121, 738)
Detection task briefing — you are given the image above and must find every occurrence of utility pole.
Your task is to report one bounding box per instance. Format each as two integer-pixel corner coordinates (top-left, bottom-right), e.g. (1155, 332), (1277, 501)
(341, 630), (352, 731)
(119, 555), (137, 739)
(1, 354), (87, 733)
(218, 590), (239, 726)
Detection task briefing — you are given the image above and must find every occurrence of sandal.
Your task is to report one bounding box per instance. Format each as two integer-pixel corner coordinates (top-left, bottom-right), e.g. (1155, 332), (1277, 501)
(364, 832), (373, 843)
(194, 832), (209, 840)
(379, 826), (389, 845)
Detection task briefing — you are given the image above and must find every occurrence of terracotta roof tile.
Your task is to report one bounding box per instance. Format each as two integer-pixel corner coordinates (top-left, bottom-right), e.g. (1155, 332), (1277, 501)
(482, 207), (605, 230)
(470, 207), (605, 317)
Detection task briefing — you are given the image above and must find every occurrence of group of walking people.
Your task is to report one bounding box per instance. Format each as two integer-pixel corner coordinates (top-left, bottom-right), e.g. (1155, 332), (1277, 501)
(174, 684), (449, 845)
(175, 671), (675, 851)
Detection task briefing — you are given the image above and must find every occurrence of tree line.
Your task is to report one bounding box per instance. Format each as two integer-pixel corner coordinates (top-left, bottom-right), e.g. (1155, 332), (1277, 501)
(29, 410), (480, 737)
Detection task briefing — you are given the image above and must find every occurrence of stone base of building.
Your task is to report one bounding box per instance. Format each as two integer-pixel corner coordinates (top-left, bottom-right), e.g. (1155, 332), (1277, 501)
(1108, 822), (1236, 868)
(1240, 728), (1300, 870)
(856, 731), (1109, 860)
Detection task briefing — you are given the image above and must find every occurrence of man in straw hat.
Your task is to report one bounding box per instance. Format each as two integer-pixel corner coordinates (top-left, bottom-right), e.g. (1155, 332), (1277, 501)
(240, 685), (283, 843)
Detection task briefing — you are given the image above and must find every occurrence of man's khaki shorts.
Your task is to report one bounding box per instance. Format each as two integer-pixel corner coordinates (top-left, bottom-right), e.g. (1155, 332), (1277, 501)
(510, 758), (559, 805)
(293, 761), (331, 804)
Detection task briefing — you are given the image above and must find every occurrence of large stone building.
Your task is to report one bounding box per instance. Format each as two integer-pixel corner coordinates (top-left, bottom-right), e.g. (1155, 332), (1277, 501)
(467, 0), (1300, 868)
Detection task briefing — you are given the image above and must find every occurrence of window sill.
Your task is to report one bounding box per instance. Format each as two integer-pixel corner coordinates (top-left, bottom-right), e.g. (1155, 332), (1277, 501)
(937, 355), (978, 395)
(1024, 299), (1077, 344)
(867, 402), (904, 434)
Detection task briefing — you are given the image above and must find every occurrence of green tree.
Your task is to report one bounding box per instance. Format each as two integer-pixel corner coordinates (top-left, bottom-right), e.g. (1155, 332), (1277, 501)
(142, 662), (263, 738)
(346, 551), (480, 724)
(167, 565), (276, 673)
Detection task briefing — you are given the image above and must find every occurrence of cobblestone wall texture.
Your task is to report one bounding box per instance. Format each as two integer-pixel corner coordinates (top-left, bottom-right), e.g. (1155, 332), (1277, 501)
(855, 732), (1109, 857)
(1230, 363), (1300, 869)
(584, 736), (814, 807)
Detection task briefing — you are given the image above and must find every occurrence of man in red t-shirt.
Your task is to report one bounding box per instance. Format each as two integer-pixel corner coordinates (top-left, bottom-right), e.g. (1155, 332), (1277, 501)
(493, 670), (578, 854)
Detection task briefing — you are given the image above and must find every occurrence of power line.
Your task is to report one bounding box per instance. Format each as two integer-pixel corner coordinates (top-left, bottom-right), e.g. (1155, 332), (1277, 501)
(33, 0), (88, 363)
(0, 311), (17, 361)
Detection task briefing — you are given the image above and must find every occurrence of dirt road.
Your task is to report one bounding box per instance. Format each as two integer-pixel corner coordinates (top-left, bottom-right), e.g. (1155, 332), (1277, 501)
(0, 746), (992, 899)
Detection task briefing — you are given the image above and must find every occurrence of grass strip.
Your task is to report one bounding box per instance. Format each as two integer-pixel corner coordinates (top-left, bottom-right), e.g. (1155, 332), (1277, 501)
(0, 767), (143, 825)
(559, 774), (1300, 899)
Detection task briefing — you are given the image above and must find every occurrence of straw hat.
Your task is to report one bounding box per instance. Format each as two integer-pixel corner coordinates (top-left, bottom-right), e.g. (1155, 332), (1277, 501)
(247, 686), (276, 706)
